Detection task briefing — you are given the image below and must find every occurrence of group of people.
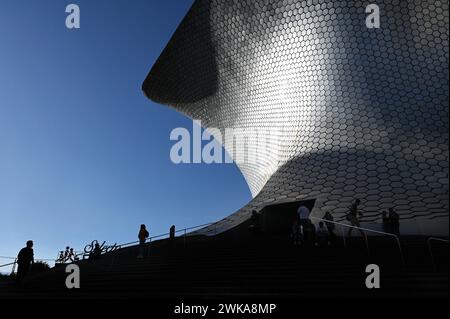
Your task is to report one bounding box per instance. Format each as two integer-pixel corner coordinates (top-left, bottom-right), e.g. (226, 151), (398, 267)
(291, 205), (336, 246)
(14, 207), (401, 283)
(13, 223), (162, 283)
(57, 246), (78, 263)
(137, 223), (179, 258)
(290, 199), (402, 246)
(345, 199), (401, 237)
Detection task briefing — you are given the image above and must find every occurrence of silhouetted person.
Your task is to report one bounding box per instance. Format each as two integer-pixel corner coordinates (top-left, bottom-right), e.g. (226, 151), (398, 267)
(323, 211), (336, 242)
(93, 243), (101, 258)
(138, 224), (149, 258)
(57, 251), (64, 263)
(169, 225), (176, 248)
(170, 225), (176, 240)
(63, 246), (70, 262)
(381, 211), (391, 233)
(303, 221), (316, 245)
(291, 219), (301, 245)
(89, 243), (102, 261)
(248, 210), (261, 233)
(316, 221), (330, 246)
(346, 199), (365, 238)
(297, 205), (311, 237)
(16, 240), (34, 283)
(68, 248), (75, 262)
(389, 208), (400, 236)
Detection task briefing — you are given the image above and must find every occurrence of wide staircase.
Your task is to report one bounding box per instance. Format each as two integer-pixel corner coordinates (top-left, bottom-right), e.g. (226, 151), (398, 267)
(2, 222), (448, 299)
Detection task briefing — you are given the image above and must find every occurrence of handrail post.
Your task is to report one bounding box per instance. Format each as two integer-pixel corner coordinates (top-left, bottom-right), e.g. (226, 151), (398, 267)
(109, 251), (116, 270)
(341, 225), (346, 248)
(92, 222), (215, 257)
(428, 238), (436, 272)
(11, 259), (17, 275)
(148, 237), (152, 256)
(427, 237), (449, 272)
(364, 232), (370, 257)
(311, 216), (404, 267)
(396, 237), (405, 267)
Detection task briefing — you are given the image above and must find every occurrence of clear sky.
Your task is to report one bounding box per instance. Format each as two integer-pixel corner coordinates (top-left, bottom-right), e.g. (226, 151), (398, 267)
(0, 0), (251, 271)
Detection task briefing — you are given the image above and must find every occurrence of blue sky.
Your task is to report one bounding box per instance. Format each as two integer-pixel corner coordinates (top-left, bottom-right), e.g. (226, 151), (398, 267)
(0, 0), (251, 270)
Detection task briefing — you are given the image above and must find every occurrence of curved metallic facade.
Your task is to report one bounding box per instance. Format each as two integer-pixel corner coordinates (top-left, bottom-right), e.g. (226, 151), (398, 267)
(143, 0), (449, 235)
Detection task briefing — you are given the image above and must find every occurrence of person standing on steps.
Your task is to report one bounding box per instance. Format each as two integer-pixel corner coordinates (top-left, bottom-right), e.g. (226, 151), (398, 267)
(89, 243), (102, 261)
(389, 208), (400, 236)
(316, 221), (330, 246)
(323, 211), (336, 243)
(291, 219), (301, 246)
(381, 211), (391, 234)
(297, 204), (311, 239)
(346, 199), (365, 238)
(169, 225), (176, 248)
(138, 224), (149, 258)
(16, 240), (34, 283)
(248, 210), (262, 234)
(297, 204), (315, 245)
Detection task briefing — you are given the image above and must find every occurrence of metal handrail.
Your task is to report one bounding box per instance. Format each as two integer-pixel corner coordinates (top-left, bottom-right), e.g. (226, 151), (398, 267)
(0, 261), (16, 268)
(53, 222), (218, 265)
(1, 256), (54, 275)
(1, 256), (54, 264)
(105, 222), (217, 269)
(117, 222), (216, 250)
(0, 259), (17, 276)
(312, 216), (369, 254)
(427, 237), (449, 272)
(311, 216), (405, 266)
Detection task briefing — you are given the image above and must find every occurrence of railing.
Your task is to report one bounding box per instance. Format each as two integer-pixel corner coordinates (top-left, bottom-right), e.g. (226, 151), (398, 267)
(0, 256), (55, 275)
(54, 222), (218, 266)
(427, 237), (449, 272)
(117, 222), (216, 250)
(0, 259), (17, 274)
(102, 222), (218, 269)
(311, 216), (405, 267)
(0, 256), (17, 268)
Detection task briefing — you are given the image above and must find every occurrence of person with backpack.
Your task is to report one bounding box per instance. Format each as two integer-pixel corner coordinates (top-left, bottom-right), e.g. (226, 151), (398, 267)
(137, 224), (149, 258)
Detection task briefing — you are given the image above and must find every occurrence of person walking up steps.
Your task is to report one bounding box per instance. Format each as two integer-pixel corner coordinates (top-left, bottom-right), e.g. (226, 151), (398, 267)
(346, 199), (365, 238)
